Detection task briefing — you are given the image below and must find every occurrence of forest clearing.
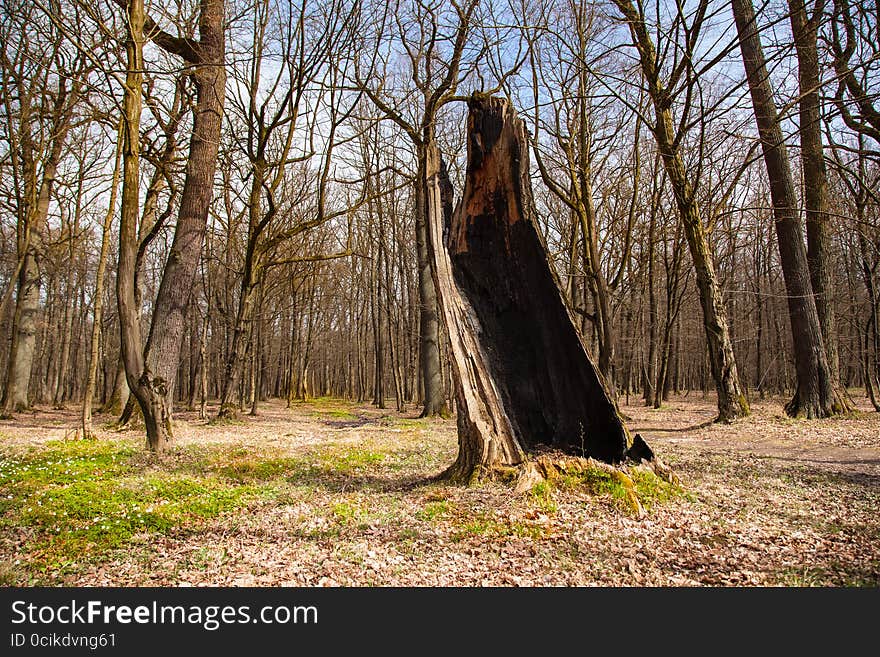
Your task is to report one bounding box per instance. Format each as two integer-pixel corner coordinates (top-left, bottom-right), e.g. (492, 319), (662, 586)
(2, 0), (880, 595)
(1, 394), (877, 587)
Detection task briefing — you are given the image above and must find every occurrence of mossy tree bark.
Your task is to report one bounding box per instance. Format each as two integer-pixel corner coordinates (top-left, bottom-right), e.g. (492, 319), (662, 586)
(427, 97), (631, 483)
(115, 0), (226, 451)
(612, 0), (750, 423)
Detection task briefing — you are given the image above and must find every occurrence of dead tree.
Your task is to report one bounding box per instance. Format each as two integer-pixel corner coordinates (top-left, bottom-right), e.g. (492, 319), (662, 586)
(428, 96), (634, 483)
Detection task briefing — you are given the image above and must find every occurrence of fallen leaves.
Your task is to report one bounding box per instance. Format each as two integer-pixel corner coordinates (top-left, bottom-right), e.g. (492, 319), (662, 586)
(1, 396), (878, 586)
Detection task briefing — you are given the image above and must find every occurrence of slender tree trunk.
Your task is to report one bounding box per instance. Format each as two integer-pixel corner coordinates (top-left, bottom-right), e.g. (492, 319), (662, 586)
(54, 191), (81, 408)
(613, 0), (749, 422)
(732, 0), (847, 417)
(218, 161), (264, 418)
(644, 174), (659, 406)
(218, 277), (260, 417)
(82, 121), (123, 439)
(249, 282), (264, 416)
(199, 313), (209, 419)
(415, 139), (447, 417)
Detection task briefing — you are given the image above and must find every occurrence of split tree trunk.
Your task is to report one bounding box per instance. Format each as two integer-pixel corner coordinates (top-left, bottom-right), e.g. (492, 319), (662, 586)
(116, 0), (226, 451)
(428, 97), (631, 483)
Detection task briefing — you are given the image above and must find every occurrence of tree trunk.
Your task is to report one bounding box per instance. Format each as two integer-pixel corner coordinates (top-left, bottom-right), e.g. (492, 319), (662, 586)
(218, 160), (264, 419)
(82, 120), (123, 439)
(732, 0), (848, 417)
(430, 97), (632, 483)
(613, 0), (749, 422)
(117, 0), (226, 451)
(1, 253), (39, 413)
(53, 195), (80, 408)
(788, 0), (841, 386)
(101, 356), (130, 415)
(415, 141), (447, 417)
(217, 277), (260, 417)
(2, 102), (71, 413)
(644, 174), (659, 406)
(199, 313), (209, 419)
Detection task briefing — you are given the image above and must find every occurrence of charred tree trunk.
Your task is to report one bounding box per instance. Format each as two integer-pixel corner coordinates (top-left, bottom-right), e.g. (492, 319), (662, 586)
(429, 97), (631, 483)
(733, 0), (848, 417)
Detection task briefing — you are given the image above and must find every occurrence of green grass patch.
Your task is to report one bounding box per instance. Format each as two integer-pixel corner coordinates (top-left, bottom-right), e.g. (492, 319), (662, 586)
(206, 414), (246, 427)
(628, 467), (690, 509)
(0, 439), (267, 578)
(416, 499), (450, 521)
(295, 396), (359, 419)
(215, 455), (307, 483)
(317, 447), (385, 475)
(322, 409), (360, 420)
(529, 481), (559, 514)
(14, 473), (257, 570)
(331, 501), (361, 524)
(390, 417), (428, 429)
(0, 440), (136, 490)
(554, 463), (686, 513)
(451, 513), (546, 541)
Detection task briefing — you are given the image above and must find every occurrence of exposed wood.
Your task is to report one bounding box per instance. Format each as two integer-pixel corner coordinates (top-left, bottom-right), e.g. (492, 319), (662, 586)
(429, 96), (634, 483)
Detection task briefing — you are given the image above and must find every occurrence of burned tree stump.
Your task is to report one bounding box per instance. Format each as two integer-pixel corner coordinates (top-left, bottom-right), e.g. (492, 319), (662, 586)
(427, 96), (633, 483)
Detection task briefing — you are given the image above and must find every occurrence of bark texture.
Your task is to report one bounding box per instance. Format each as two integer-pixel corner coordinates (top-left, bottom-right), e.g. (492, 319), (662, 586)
(732, 0), (847, 417)
(117, 0), (226, 450)
(788, 0), (840, 384)
(430, 97), (631, 483)
(415, 141), (447, 417)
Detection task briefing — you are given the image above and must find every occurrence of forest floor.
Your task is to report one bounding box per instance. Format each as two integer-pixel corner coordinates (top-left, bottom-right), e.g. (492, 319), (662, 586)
(0, 393), (878, 586)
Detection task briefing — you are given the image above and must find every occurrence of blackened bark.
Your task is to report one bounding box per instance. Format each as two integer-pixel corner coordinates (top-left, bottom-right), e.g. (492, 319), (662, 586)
(430, 97), (631, 482)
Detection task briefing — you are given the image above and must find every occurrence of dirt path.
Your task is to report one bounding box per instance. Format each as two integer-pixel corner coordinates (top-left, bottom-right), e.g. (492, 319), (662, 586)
(625, 397), (880, 480)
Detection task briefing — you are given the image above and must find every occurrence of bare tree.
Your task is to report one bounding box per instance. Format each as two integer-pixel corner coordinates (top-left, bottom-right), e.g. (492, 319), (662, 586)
(0, 1), (89, 413)
(116, 0), (226, 450)
(610, 0), (750, 421)
(732, 0), (848, 417)
(354, 0), (521, 416)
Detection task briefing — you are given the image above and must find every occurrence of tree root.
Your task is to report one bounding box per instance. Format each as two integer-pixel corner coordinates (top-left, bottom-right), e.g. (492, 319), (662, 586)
(512, 449), (679, 518)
